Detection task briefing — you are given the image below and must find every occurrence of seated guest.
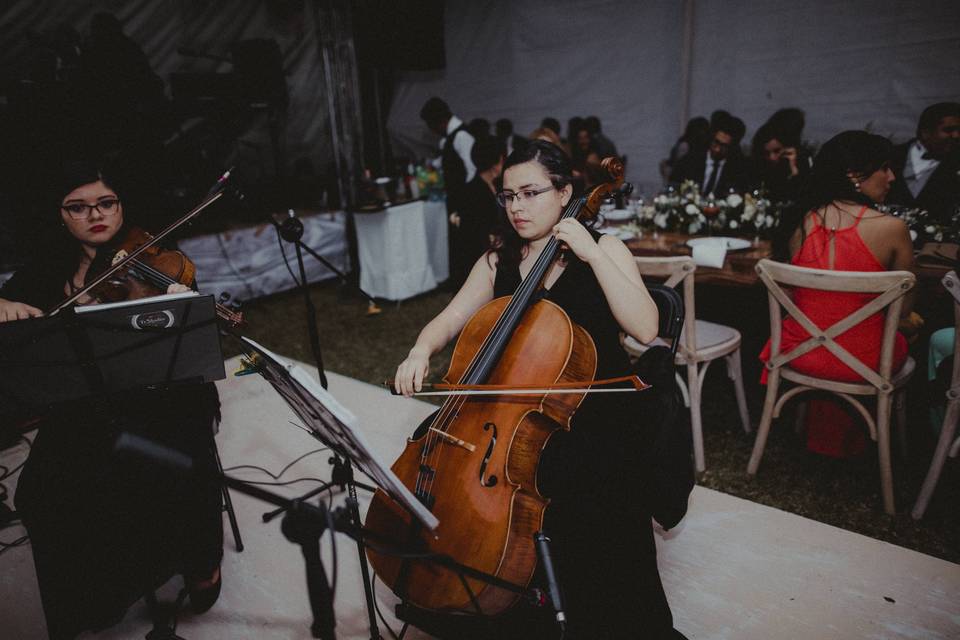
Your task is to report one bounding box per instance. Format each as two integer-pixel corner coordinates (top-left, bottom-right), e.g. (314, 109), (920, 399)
(749, 121), (811, 201)
(540, 116), (562, 137)
(569, 125), (603, 190)
(767, 108), (807, 146)
(495, 118), (526, 156)
(761, 131), (914, 457)
(661, 116), (709, 182)
(888, 102), (960, 224)
(529, 125), (568, 156)
(671, 112), (749, 195)
(450, 136), (505, 286)
(467, 117), (491, 141)
(567, 115), (584, 147)
(584, 115), (618, 159)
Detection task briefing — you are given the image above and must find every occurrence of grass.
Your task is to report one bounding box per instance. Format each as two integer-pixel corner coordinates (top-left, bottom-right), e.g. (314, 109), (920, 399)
(223, 279), (959, 564)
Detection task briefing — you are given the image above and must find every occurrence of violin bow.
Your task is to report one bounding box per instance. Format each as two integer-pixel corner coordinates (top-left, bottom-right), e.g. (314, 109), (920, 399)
(385, 375), (650, 397)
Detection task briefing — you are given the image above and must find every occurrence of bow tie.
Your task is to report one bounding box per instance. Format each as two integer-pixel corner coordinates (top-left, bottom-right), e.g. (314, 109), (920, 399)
(921, 151), (935, 160)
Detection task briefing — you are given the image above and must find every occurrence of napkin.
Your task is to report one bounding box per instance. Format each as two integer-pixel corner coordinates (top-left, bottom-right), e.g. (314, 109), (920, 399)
(691, 239), (727, 268)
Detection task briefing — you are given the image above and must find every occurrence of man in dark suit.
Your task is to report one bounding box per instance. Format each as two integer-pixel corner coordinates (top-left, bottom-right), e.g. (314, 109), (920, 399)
(888, 102), (960, 224)
(670, 113), (749, 195)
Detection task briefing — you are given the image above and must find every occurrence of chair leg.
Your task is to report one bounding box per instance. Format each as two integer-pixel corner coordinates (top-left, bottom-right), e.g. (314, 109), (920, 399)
(687, 361), (705, 473)
(912, 397), (960, 519)
(211, 439), (244, 552)
(876, 392), (896, 515)
(747, 368), (780, 475)
(894, 390), (909, 458)
(725, 349), (752, 433)
(674, 370), (690, 408)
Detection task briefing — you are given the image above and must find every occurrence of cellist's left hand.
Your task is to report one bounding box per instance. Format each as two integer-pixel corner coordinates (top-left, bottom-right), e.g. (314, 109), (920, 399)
(553, 218), (602, 264)
(166, 283), (191, 294)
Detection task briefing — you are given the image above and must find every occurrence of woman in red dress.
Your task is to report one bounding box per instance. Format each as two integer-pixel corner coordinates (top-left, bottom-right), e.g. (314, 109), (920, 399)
(760, 131), (914, 457)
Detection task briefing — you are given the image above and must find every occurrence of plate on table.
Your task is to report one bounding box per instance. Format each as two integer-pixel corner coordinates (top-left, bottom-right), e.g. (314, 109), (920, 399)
(602, 208), (634, 221)
(686, 236), (752, 251)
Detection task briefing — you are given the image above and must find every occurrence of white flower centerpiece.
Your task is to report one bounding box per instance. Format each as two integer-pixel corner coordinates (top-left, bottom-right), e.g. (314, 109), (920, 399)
(881, 205), (960, 245)
(650, 181), (784, 237)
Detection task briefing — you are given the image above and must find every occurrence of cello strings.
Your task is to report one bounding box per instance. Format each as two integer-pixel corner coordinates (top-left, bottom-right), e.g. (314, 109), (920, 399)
(417, 197), (587, 499)
(419, 197), (585, 495)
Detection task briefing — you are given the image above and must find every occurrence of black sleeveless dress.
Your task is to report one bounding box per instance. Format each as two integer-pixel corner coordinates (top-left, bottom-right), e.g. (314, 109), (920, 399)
(484, 235), (690, 639)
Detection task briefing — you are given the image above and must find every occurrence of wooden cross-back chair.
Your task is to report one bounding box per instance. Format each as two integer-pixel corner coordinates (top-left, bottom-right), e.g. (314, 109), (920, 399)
(747, 258), (916, 515)
(623, 256), (751, 473)
(912, 271), (960, 519)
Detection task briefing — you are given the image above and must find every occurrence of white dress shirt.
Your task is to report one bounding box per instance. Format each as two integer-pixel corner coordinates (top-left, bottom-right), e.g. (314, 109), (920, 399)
(436, 115), (476, 182)
(904, 140), (939, 198)
(703, 155), (726, 194)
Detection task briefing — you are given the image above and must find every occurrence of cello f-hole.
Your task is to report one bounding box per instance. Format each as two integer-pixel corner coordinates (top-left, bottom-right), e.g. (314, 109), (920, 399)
(479, 422), (499, 487)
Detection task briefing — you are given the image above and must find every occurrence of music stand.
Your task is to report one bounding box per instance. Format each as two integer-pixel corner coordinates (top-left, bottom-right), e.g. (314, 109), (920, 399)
(0, 292), (225, 414)
(236, 336), (437, 639)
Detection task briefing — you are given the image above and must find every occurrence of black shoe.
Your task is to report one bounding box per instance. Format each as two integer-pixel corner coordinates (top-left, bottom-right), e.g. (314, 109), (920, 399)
(186, 567), (222, 614)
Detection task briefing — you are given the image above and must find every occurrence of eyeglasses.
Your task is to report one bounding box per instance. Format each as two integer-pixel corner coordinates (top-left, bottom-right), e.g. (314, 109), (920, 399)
(60, 198), (121, 220)
(496, 185), (555, 208)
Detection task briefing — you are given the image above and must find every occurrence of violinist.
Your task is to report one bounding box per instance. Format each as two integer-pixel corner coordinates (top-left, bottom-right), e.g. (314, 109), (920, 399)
(1, 162), (224, 639)
(394, 140), (693, 638)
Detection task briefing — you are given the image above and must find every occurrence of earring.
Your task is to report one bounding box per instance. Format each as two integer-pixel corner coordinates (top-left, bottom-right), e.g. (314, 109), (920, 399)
(854, 181), (861, 192)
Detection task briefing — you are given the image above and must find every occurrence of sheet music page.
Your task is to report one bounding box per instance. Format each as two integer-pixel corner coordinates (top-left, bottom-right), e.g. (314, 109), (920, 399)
(239, 336), (439, 530)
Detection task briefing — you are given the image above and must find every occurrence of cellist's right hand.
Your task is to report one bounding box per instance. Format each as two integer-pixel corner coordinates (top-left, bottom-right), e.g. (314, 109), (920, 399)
(394, 346), (430, 397)
(0, 298), (43, 322)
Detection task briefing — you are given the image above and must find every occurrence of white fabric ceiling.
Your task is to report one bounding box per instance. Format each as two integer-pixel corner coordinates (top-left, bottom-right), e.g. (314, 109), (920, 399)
(387, 0), (960, 194)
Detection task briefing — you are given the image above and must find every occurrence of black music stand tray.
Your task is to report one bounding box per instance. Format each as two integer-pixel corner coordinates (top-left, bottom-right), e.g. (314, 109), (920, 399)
(0, 292), (225, 411)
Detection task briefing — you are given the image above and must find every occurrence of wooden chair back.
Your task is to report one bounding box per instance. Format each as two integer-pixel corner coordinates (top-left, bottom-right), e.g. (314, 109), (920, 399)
(634, 256), (697, 360)
(755, 258), (916, 392)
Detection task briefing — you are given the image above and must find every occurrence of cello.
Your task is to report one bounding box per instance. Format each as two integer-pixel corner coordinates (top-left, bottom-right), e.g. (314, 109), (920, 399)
(364, 157), (634, 615)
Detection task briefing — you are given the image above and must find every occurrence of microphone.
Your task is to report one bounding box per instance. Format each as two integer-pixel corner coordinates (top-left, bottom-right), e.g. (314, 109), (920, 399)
(533, 531), (567, 629)
(205, 167), (234, 198)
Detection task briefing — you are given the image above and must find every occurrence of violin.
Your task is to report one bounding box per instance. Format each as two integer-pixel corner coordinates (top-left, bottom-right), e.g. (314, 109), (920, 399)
(47, 179), (244, 329)
(88, 226), (244, 328)
(364, 158), (632, 615)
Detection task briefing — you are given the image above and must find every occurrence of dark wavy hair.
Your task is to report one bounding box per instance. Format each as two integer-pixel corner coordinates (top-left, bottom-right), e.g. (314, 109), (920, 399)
(492, 140), (575, 271)
(773, 130), (891, 260)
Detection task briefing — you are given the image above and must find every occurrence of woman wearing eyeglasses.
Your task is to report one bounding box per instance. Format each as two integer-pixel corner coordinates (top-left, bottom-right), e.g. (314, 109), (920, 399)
(393, 141), (692, 639)
(0, 162), (224, 639)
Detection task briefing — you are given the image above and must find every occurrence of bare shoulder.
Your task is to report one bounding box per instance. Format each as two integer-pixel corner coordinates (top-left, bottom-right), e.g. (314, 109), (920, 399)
(860, 208), (910, 237)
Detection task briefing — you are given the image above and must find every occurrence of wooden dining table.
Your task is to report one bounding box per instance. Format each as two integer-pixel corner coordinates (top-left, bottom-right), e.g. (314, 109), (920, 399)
(622, 230), (952, 289)
(624, 231), (771, 287)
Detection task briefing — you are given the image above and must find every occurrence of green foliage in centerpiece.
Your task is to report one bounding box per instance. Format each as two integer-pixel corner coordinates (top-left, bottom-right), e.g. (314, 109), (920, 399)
(649, 180), (784, 237)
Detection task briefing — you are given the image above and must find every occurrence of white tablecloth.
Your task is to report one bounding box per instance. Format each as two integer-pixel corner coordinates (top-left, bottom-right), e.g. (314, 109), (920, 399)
(178, 210), (349, 303)
(353, 199), (449, 301)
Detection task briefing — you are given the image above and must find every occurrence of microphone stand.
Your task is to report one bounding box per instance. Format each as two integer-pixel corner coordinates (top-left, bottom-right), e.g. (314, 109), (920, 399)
(271, 211), (382, 390)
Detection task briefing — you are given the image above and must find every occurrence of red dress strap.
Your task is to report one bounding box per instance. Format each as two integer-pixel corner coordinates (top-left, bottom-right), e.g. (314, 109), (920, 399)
(852, 205), (869, 226)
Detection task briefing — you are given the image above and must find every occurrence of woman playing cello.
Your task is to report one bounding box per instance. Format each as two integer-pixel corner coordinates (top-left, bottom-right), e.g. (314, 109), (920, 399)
(0, 162), (224, 639)
(393, 141), (692, 638)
